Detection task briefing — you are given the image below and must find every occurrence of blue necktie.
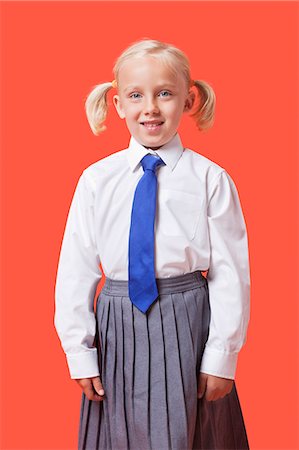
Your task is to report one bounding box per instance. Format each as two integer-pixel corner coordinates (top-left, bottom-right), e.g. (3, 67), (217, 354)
(128, 153), (166, 313)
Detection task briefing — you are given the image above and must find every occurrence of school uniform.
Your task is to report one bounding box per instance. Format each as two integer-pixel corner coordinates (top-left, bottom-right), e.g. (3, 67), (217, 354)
(54, 132), (251, 450)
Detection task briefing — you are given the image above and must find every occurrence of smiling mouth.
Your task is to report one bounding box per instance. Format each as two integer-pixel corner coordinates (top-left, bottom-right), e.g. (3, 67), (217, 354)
(141, 121), (164, 128)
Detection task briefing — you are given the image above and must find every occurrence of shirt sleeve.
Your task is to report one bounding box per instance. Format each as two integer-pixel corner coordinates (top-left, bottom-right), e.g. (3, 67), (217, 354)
(54, 170), (103, 379)
(200, 169), (251, 380)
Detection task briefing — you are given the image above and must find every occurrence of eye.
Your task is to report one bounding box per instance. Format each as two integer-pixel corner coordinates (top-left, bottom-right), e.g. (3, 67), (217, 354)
(129, 92), (141, 99)
(159, 90), (171, 97)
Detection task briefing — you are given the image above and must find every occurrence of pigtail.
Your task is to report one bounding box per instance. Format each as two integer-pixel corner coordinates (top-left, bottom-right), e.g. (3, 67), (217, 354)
(189, 80), (216, 132)
(84, 82), (114, 135)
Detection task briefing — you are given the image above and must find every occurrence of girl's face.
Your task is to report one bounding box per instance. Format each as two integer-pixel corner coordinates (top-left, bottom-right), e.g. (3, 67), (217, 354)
(113, 56), (195, 150)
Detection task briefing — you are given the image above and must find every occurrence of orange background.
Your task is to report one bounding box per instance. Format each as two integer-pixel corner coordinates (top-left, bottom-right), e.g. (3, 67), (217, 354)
(1, 1), (298, 449)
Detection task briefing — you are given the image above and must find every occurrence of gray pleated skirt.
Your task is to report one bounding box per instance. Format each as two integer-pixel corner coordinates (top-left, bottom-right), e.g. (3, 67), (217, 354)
(78, 270), (249, 450)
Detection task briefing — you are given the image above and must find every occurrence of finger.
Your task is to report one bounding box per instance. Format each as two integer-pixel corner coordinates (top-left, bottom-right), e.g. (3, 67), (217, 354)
(228, 381), (234, 394)
(92, 376), (105, 396)
(84, 382), (103, 402)
(205, 386), (221, 401)
(197, 372), (208, 399)
(76, 378), (104, 402)
(204, 377), (221, 401)
(205, 386), (231, 402)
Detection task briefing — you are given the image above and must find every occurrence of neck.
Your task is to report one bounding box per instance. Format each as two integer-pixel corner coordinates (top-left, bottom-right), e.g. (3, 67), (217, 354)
(143, 145), (162, 150)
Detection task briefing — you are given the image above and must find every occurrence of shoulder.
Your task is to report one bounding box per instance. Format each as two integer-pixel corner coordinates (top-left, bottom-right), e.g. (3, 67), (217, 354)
(182, 147), (239, 199)
(183, 146), (226, 181)
(80, 147), (128, 187)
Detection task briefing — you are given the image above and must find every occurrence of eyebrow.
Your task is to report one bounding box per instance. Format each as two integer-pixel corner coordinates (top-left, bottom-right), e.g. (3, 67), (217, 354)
(124, 83), (177, 92)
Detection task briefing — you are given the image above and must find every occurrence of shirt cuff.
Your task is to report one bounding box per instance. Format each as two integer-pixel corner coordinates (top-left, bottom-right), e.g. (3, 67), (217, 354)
(200, 346), (239, 380)
(66, 348), (100, 379)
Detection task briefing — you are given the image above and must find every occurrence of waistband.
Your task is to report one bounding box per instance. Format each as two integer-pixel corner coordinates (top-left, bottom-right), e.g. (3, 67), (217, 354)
(101, 270), (207, 296)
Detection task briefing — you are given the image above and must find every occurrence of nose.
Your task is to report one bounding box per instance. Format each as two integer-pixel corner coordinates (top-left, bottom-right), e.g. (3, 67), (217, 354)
(143, 96), (160, 115)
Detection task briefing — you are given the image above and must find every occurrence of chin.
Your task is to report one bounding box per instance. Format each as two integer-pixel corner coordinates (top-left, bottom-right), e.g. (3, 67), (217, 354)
(142, 137), (168, 147)
(143, 142), (165, 150)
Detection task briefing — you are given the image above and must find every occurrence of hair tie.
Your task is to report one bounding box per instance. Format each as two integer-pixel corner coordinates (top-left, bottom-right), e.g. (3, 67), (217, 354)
(111, 79), (117, 89)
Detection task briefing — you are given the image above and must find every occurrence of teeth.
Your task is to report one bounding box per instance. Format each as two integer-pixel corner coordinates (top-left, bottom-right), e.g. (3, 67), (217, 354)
(143, 122), (162, 127)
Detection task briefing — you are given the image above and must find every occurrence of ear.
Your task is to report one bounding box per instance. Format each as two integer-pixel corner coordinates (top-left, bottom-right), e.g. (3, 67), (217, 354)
(183, 91), (196, 112)
(113, 95), (126, 119)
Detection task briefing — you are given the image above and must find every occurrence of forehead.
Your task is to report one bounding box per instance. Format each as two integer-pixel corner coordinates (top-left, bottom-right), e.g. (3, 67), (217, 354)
(118, 56), (180, 87)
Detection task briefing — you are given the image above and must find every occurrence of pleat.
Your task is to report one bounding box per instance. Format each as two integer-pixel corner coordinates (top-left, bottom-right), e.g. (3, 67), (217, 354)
(147, 298), (170, 450)
(191, 284), (249, 450)
(192, 383), (249, 450)
(78, 279), (249, 450)
(77, 389), (90, 449)
(122, 299), (135, 448)
(131, 298), (151, 449)
(98, 294), (111, 449)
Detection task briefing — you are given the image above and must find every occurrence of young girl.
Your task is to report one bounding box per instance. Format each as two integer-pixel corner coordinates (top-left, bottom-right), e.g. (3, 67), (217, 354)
(54, 38), (251, 450)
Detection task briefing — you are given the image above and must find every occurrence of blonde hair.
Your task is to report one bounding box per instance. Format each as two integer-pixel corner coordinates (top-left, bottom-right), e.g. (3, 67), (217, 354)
(84, 38), (216, 135)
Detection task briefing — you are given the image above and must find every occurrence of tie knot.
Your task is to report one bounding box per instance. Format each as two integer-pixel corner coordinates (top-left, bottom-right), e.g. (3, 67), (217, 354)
(140, 153), (165, 173)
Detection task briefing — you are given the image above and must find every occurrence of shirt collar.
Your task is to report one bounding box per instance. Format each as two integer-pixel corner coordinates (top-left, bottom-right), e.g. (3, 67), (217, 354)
(126, 132), (184, 172)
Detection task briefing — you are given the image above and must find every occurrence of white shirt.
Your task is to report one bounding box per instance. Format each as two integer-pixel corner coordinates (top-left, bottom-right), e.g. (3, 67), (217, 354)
(54, 132), (251, 380)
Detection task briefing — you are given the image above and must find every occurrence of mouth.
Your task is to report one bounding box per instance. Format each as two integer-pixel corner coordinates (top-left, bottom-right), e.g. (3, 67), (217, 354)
(140, 121), (164, 129)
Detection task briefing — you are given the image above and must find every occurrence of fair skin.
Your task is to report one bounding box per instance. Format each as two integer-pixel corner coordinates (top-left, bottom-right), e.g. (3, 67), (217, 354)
(75, 373), (234, 402)
(76, 56), (234, 402)
(112, 56), (195, 150)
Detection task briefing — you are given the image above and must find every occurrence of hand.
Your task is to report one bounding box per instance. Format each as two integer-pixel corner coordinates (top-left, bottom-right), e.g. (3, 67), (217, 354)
(75, 376), (105, 402)
(197, 372), (234, 401)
